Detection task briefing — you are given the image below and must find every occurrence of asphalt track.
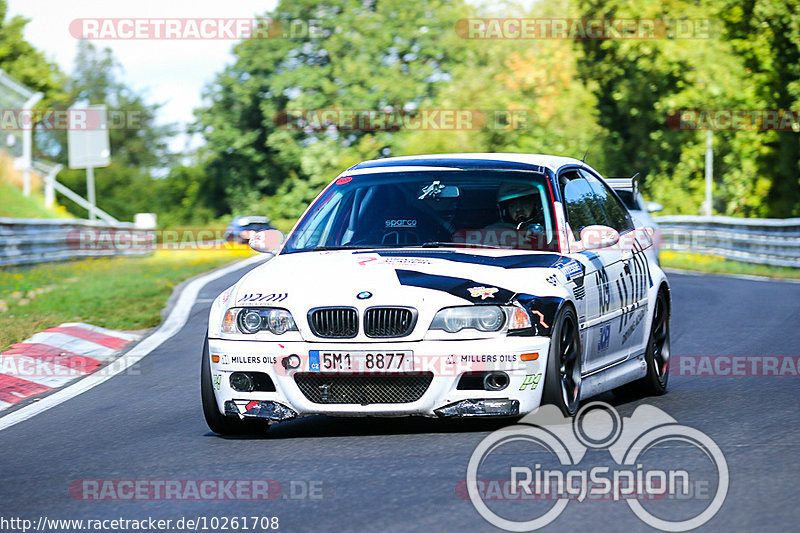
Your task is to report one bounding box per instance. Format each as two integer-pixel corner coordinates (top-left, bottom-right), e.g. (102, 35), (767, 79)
(1, 262), (798, 532)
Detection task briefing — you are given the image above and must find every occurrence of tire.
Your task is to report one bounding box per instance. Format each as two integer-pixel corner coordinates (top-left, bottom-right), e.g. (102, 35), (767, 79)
(201, 335), (269, 435)
(615, 288), (670, 397)
(542, 305), (582, 417)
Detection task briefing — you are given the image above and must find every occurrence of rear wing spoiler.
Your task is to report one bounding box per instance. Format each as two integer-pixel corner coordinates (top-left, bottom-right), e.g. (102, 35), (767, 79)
(605, 174), (639, 197)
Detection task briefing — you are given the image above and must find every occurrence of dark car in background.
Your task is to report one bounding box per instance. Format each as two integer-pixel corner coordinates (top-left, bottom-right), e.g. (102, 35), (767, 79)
(223, 216), (274, 244)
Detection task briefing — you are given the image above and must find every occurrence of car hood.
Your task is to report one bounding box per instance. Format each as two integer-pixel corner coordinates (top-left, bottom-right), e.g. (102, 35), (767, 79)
(211, 248), (580, 342)
(229, 248), (574, 311)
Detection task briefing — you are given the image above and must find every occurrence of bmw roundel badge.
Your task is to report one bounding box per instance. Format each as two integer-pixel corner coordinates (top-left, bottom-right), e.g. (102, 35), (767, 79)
(357, 291), (373, 300)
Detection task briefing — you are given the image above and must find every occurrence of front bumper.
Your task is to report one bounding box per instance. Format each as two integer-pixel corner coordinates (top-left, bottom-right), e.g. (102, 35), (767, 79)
(207, 337), (551, 420)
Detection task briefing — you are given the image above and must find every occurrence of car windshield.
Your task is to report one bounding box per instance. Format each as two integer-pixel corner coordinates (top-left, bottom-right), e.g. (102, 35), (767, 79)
(282, 169), (559, 253)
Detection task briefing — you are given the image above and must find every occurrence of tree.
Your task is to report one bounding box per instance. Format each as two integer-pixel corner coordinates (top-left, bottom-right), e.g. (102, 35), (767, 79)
(393, 0), (609, 170)
(0, 0), (64, 100)
(576, 0), (800, 217)
(39, 41), (177, 221)
(722, 0), (800, 217)
(195, 0), (472, 221)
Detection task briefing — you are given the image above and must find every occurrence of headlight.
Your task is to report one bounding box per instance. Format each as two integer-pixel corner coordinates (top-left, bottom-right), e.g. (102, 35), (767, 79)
(429, 305), (532, 334)
(221, 308), (298, 335)
(430, 306), (506, 333)
(240, 309), (263, 333)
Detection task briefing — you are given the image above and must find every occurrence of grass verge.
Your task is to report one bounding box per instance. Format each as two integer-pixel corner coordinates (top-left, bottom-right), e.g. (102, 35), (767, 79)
(0, 181), (70, 219)
(660, 250), (800, 280)
(0, 247), (256, 352)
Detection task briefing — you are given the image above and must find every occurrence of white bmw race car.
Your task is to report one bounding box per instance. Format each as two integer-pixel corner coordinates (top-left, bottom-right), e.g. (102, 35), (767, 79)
(202, 154), (671, 434)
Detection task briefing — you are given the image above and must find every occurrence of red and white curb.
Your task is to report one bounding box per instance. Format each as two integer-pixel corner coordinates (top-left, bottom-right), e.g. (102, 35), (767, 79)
(0, 323), (143, 411)
(0, 253), (269, 432)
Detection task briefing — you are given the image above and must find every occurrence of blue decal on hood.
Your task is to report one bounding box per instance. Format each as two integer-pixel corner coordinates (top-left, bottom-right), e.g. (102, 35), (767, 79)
(556, 260), (584, 280)
(394, 269), (516, 303)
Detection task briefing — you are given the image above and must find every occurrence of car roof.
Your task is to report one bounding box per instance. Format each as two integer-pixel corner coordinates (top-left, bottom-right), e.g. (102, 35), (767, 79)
(344, 153), (601, 176)
(231, 216), (271, 225)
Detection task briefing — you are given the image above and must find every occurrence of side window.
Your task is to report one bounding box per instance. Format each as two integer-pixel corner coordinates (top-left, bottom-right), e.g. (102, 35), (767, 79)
(561, 173), (602, 240)
(580, 170), (633, 233)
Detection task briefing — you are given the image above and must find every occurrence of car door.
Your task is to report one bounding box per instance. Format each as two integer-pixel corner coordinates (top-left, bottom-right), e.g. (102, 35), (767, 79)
(559, 169), (628, 374)
(581, 170), (652, 356)
(581, 169), (649, 363)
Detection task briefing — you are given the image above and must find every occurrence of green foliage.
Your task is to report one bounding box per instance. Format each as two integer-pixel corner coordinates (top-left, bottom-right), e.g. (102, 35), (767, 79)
(39, 41), (177, 222)
(575, 0), (800, 216)
(721, 0), (800, 217)
(6, 0), (794, 225)
(0, 248), (254, 351)
(393, 1), (609, 168)
(191, 0), (800, 222)
(0, 179), (67, 218)
(149, 164), (218, 227)
(0, 0), (65, 101)
(194, 0), (472, 221)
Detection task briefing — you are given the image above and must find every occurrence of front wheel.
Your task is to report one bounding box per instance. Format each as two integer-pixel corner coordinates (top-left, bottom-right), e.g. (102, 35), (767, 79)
(201, 335), (269, 435)
(542, 305), (582, 417)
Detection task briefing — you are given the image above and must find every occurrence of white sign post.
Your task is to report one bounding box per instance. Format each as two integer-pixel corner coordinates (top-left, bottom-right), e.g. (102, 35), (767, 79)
(704, 130), (713, 216)
(68, 104), (110, 221)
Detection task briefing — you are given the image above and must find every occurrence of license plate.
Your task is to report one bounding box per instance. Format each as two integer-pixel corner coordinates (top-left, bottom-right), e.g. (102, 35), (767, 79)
(309, 350), (414, 372)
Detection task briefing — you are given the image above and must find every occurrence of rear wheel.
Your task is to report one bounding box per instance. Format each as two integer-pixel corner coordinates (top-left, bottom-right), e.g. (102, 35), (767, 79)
(201, 335), (269, 435)
(542, 306), (582, 417)
(616, 289), (670, 397)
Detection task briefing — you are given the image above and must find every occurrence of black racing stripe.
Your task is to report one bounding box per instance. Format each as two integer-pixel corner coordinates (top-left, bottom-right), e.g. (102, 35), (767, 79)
(358, 250), (570, 269)
(579, 250), (605, 272)
(394, 269), (516, 303)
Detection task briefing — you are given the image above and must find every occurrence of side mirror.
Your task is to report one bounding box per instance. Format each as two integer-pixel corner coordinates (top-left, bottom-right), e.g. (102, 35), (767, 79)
(580, 225), (620, 250)
(646, 201), (663, 213)
(249, 229), (284, 254)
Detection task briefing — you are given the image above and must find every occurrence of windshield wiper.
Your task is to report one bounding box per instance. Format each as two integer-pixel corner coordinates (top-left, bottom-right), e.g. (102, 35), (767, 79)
(288, 245), (364, 253)
(291, 242), (500, 253)
(416, 242), (500, 249)
(313, 245), (364, 251)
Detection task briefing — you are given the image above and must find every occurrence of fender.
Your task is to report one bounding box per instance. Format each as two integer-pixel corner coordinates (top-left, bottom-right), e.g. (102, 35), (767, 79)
(509, 294), (565, 337)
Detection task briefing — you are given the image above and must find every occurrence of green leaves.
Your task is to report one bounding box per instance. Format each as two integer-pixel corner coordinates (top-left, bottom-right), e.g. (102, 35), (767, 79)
(194, 0), (471, 219)
(575, 0), (800, 216)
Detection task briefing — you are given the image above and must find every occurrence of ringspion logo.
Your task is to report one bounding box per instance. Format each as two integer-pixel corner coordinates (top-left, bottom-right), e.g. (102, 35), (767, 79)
(465, 402), (728, 531)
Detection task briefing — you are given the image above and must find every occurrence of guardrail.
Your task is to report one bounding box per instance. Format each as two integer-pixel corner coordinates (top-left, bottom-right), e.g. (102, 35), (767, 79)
(0, 218), (155, 268)
(655, 215), (800, 268)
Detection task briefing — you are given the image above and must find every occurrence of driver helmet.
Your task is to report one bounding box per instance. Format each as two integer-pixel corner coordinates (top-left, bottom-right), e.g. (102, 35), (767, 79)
(497, 183), (540, 224)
